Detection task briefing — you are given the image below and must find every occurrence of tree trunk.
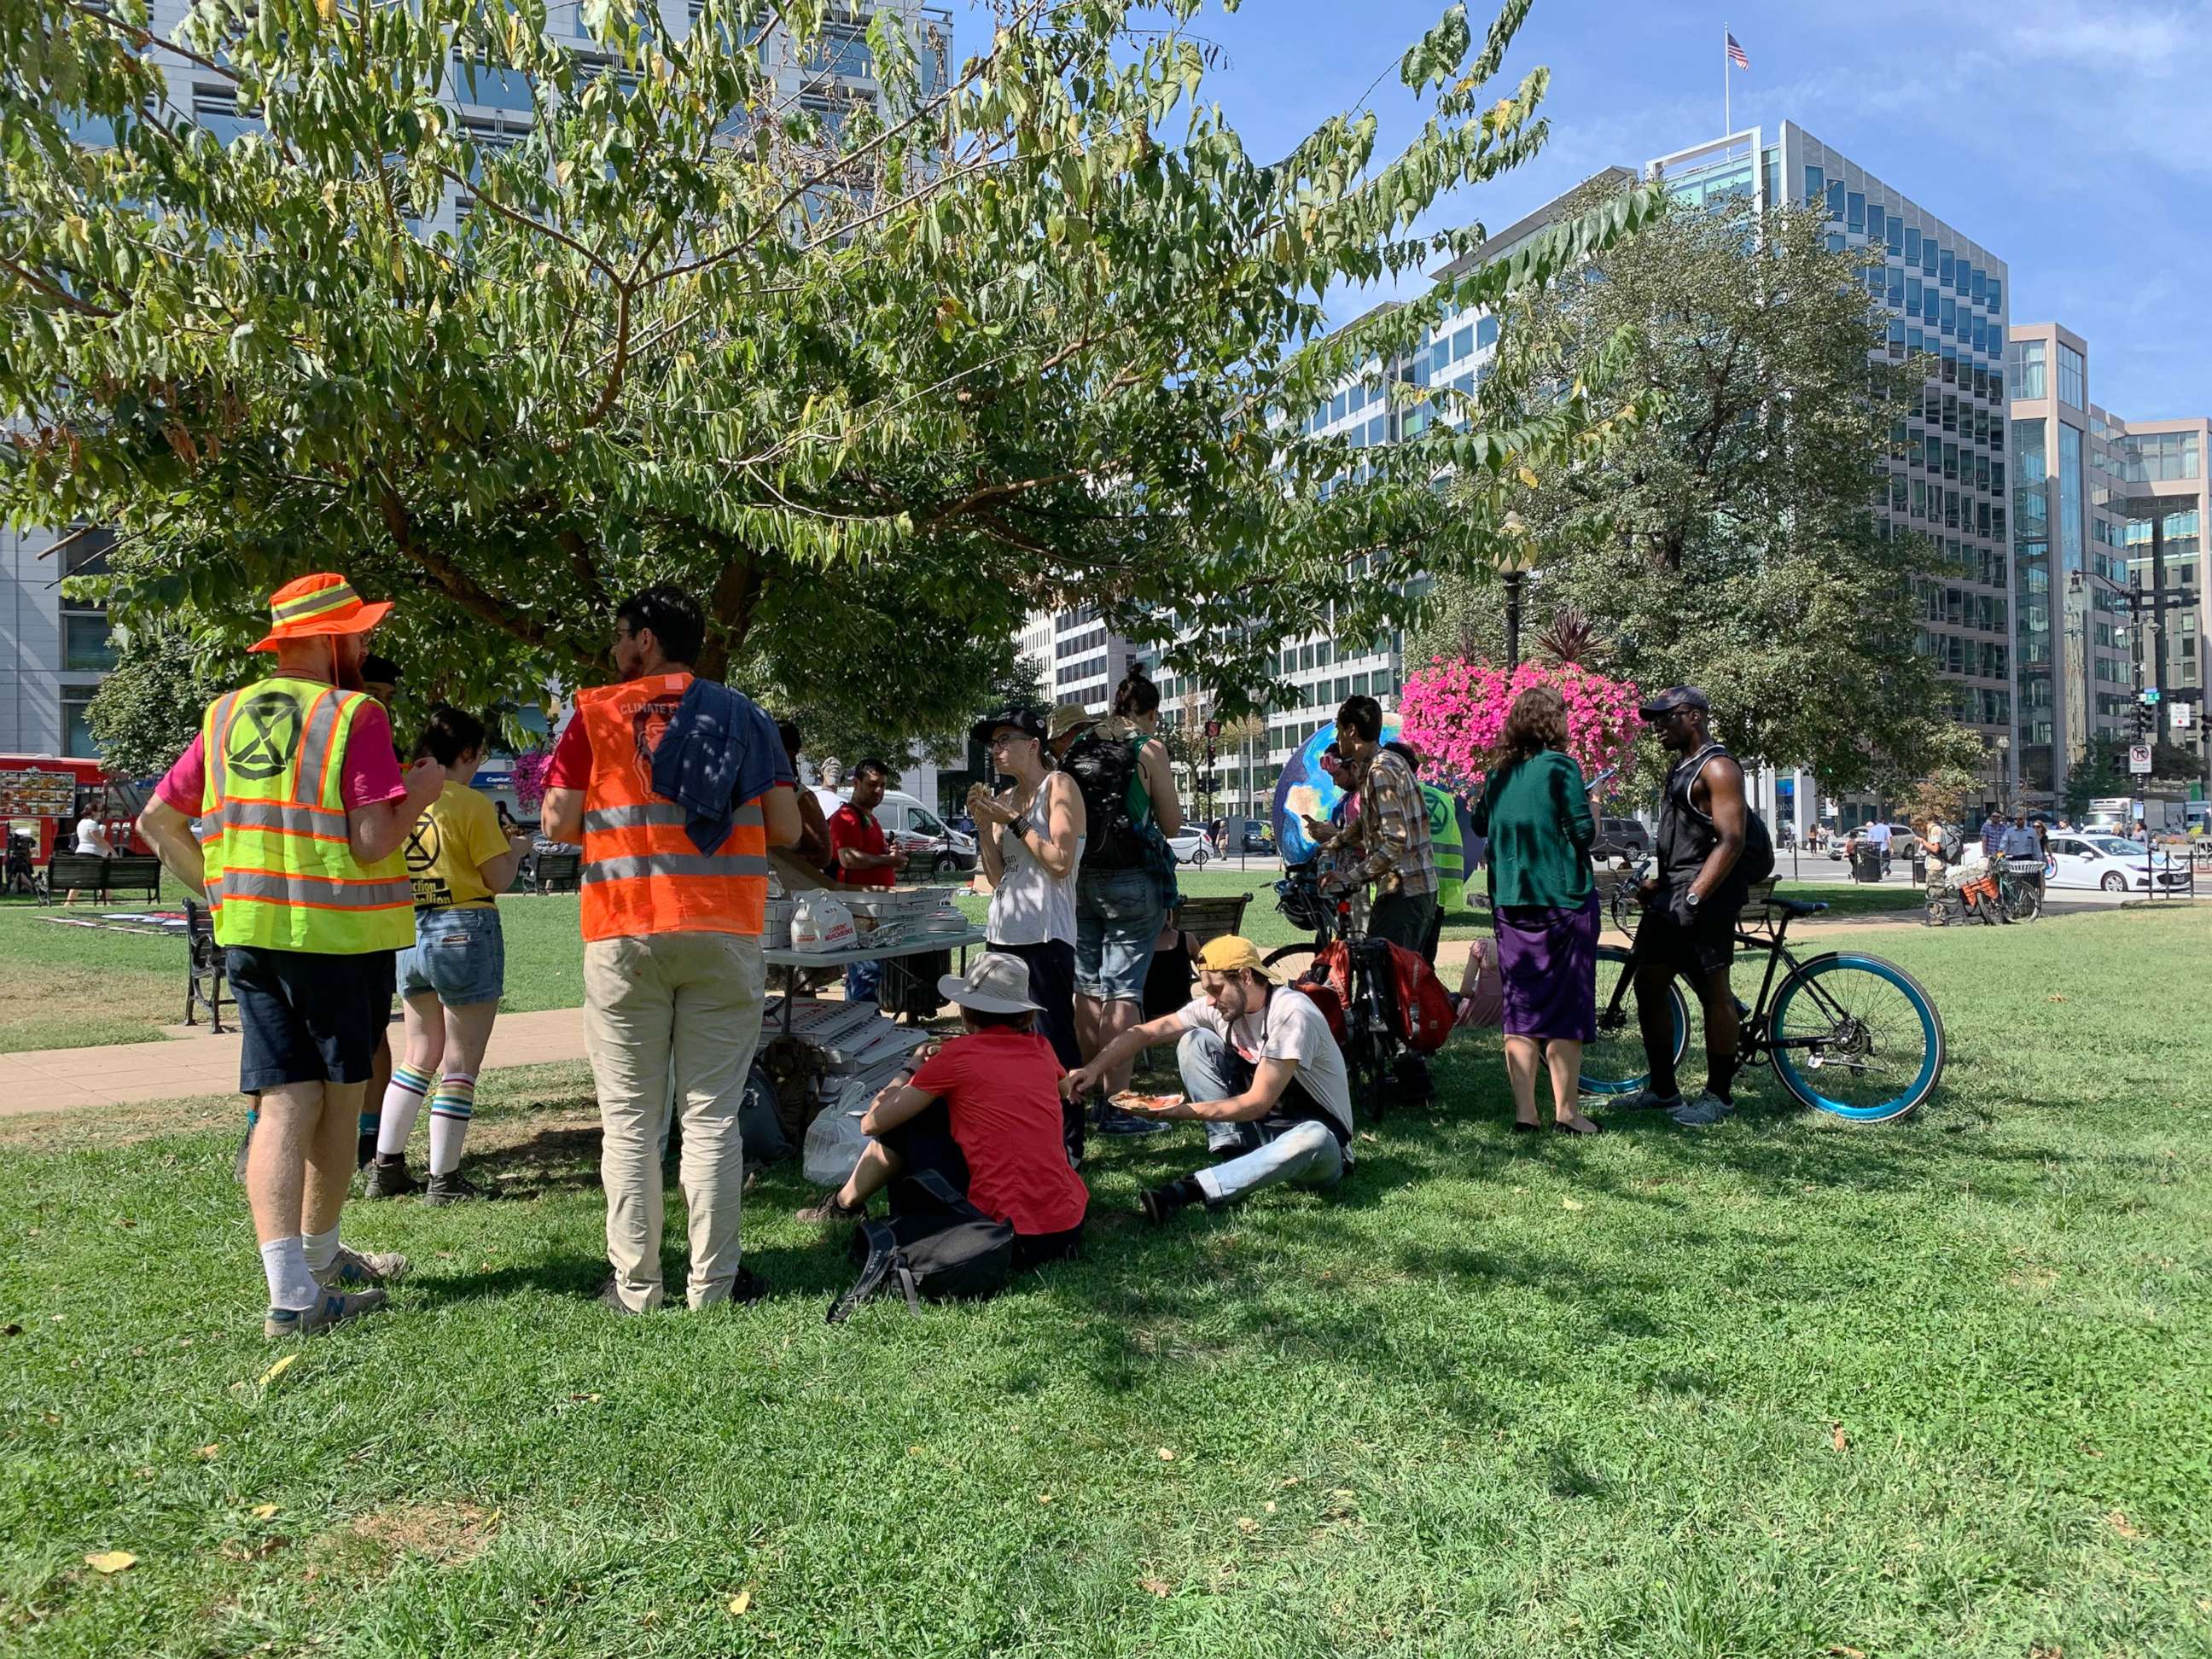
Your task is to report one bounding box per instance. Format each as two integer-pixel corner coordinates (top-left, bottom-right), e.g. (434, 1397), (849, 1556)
(695, 550), (766, 681)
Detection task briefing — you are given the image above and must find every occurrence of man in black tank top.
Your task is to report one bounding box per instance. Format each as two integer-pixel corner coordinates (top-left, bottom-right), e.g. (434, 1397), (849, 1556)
(1626, 687), (1749, 1125)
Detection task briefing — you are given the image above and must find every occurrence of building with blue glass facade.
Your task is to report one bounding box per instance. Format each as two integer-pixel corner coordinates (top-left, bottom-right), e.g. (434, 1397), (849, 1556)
(1646, 122), (2015, 830)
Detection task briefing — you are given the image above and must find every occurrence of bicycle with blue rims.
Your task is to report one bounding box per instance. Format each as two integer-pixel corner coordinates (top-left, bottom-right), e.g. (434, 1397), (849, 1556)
(1579, 872), (1947, 1123)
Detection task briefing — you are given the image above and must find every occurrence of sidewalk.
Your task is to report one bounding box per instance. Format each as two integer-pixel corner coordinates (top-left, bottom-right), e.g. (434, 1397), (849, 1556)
(0, 1006), (595, 1119)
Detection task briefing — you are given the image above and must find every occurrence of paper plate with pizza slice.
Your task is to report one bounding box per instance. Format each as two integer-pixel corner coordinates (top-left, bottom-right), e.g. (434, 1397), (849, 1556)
(1111, 1090), (1185, 1115)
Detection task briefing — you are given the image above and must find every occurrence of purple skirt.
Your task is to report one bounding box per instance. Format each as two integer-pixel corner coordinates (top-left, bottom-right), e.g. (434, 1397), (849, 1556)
(1493, 892), (1598, 1041)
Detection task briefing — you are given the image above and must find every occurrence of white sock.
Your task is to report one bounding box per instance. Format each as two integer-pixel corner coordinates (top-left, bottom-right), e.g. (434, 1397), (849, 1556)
(375, 1065), (434, 1159)
(428, 1074), (476, 1177)
(260, 1237), (318, 1312)
(301, 1225), (341, 1275)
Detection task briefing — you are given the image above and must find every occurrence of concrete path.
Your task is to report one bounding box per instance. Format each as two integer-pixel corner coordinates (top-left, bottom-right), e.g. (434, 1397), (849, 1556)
(0, 1005), (595, 1119)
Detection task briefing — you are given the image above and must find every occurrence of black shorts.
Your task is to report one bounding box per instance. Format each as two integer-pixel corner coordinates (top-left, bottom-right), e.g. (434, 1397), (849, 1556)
(1633, 900), (1742, 979)
(228, 945), (396, 1095)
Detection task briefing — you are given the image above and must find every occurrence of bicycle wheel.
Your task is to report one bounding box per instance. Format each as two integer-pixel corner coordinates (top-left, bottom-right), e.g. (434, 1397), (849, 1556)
(2004, 881), (2042, 923)
(1262, 941), (1321, 984)
(1579, 945), (1685, 1095)
(1766, 952), (1945, 1122)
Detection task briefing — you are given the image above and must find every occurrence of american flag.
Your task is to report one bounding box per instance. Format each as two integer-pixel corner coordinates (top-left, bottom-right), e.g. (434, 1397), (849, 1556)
(1726, 32), (1750, 70)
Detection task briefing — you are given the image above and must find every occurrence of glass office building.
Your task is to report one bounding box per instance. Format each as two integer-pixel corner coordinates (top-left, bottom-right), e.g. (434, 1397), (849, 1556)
(1647, 123), (2016, 824)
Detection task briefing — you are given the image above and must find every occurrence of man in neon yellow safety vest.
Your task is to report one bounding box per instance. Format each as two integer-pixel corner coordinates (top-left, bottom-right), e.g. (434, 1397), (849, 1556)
(138, 574), (446, 1340)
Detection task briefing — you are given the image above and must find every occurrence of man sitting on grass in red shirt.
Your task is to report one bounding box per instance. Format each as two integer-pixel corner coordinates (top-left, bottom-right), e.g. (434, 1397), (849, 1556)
(797, 952), (1088, 1270)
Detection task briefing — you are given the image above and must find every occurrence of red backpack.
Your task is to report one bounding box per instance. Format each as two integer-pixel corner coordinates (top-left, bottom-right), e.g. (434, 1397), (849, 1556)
(1280, 976), (1348, 1049)
(1384, 941), (1455, 1054)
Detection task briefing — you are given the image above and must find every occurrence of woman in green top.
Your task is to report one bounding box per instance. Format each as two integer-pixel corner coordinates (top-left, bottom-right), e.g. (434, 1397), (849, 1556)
(1470, 687), (1600, 1134)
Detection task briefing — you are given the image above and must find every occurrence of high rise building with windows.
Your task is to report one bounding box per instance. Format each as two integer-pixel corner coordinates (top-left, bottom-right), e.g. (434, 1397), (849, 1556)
(1646, 123), (2015, 829)
(2, 0), (949, 760)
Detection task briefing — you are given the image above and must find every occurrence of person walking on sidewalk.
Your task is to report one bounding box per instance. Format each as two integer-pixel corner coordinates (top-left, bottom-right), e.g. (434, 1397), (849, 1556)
(539, 585), (802, 1314)
(137, 573), (443, 1338)
(365, 707), (532, 1203)
(1620, 687), (1751, 1127)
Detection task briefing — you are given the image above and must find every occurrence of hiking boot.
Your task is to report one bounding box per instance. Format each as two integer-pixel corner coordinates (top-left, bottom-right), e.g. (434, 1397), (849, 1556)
(694, 1266), (771, 1309)
(316, 1243), (409, 1290)
(796, 1195), (867, 1225)
(595, 1278), (651, 1316)
(1139, 1179), (1202, 1225)
(422, 1172), (485, 1207)
(264, 1288), (387, 1339)
(1667, 1091), (1736, 1127)
(363, 1155), (416, 1201)
(1615, 1086), (1683, 1112)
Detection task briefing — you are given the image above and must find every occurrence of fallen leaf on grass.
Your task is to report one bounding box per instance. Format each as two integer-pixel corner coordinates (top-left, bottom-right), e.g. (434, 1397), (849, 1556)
(84, 1551), (136, 1574)
(1137, 1576), (1172, 1598)
(255, 1353), (298, 1389)
(2107, 1511), (2142, 1539)
(1156, 1447), (1177, 1462)
(198, 1444), (221, 1460)
(1561, 1198), (1586, 1212)
(1826, 1646), (1866, 1658)
(2046, 994), (2065, 1003)
(249, 1504), (278, 1520)
(1831, 1425), (1849, 1452)
(727, 1590), (752, 1615)
(2029, 1644), (2062, 1659)
(219, 1536), (286, 1563)
(1037, 1493), (1052, 1505)
(1237, 1516), (1258, 1534)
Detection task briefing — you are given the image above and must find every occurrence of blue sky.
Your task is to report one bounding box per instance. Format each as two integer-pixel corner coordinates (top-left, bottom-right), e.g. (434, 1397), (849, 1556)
(1102, 0), (2212, 417)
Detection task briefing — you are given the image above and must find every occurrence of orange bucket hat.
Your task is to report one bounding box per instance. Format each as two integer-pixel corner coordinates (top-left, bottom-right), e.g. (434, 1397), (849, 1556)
(250, 573), (393, 652)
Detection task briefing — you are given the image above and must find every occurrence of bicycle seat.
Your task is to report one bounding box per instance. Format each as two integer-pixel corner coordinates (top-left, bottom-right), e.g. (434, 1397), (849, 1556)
(1769, 897), (1829, 918)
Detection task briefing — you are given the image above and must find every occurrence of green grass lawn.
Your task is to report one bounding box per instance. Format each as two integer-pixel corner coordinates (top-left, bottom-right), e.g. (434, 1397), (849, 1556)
(2, 907), (2206, 1655)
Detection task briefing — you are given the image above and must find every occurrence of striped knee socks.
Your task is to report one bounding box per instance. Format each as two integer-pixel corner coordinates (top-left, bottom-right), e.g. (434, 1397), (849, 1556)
(428, 1074), (476, 1177)
(375, 1065), (434, 1160)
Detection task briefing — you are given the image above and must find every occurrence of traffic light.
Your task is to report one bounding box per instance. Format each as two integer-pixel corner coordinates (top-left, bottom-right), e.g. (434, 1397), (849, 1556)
(2135, 700), (2156, 739)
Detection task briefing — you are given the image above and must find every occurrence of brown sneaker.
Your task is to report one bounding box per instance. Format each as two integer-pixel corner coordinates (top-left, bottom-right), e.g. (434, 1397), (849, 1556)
(795, 1195), (866, 1225)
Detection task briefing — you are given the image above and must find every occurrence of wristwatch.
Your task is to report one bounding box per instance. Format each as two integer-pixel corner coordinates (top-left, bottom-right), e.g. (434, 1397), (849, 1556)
(1685, 890), (1703, 911)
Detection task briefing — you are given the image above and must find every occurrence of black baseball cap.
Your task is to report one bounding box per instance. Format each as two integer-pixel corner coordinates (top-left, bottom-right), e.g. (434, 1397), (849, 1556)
(361, 654), (402, 684)
(970, 705), (1045, 747)
(1638, 685), (1710, 720)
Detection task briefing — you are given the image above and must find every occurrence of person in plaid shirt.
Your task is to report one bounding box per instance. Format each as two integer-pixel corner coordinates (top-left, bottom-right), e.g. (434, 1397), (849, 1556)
(1321, 695), (1438, 958)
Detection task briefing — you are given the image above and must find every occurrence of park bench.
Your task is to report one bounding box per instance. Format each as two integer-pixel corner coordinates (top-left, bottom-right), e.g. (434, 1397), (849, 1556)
(182, 900), (233, 1033)
(44, 851), (162, 904)
(533, 849), (583, 894)
(1168, 892), (1249, 948)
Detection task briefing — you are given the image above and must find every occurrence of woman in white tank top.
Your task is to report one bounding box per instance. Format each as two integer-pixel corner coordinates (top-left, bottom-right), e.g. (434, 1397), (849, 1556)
(968, 708), (1087, 1150)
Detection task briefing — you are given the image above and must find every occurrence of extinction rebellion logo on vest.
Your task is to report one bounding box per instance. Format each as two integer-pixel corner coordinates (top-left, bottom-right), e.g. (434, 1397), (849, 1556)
(227, 692), (305, 782)
(1424, 789), (1452, 839)
(631, 693), (684, 769)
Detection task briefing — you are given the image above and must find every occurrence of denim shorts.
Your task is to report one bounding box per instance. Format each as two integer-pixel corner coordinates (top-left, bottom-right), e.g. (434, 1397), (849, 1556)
(1074, 865), (1165, 1001)
(229, 945), (395, 1094)
(397, 905), (506, 1007)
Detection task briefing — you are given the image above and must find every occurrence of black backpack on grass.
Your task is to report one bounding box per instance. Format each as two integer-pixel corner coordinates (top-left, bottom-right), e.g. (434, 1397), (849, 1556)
(825, 1170), (1015, 1324)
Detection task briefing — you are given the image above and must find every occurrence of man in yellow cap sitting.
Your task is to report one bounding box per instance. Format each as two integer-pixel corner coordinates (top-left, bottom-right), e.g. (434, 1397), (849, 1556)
(138, 573), (447, 1337)
(1062, 935), (1353, 1223)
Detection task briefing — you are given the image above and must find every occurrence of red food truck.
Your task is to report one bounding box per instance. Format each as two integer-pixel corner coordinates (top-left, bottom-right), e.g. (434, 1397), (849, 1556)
(1, 754), (151, 894)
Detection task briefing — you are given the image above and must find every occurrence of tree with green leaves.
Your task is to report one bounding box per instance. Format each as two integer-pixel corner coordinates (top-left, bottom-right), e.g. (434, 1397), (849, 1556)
(81, 624), (225, 777)
(1437, 185), (1974, 796)
(3, 0), (1662, 754)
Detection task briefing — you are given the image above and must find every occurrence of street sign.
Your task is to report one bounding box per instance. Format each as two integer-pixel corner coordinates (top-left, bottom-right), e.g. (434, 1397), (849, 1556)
(2175, 701), (2195, 731)
(1203, 718), (1222, 740)
(2140, 687), (2163, 705)
(2129, 743), (2154, 775)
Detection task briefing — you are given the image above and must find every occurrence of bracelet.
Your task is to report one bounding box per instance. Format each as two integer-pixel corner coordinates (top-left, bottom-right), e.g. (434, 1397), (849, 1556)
(1010, 812), (1036, 841)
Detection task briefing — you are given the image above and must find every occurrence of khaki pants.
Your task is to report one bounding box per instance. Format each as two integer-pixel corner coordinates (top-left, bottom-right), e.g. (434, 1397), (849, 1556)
(584, 931), (766, 1311)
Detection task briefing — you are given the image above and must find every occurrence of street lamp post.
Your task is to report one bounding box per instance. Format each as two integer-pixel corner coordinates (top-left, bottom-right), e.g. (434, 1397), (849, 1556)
(1495, 540), (1537, 672)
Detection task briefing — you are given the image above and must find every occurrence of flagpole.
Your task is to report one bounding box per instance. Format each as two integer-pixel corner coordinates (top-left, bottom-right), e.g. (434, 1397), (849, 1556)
(1723, 20), (1731, 134)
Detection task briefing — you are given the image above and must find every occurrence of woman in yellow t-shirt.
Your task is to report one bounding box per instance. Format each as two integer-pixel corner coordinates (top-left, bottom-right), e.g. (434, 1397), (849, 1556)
(366, 707), (532, 1204)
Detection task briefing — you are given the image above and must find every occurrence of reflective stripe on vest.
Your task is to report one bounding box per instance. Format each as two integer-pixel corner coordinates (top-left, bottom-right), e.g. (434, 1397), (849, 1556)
(199, 676), (416, 954)
(574, 674), (771, 942)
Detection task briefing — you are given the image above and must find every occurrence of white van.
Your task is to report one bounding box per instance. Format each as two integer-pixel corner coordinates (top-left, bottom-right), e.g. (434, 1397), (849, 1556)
(812, 788), (978, 876)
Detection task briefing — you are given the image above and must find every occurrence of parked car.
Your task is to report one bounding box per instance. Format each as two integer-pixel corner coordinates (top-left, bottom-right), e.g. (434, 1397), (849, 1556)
(1217, 816), (1274, 855)
(1591, 817), (1650, 859)
(1166, 830), (1214, 866)
(2044, 833), (2191, 893)
(809, 788), (979, 877)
